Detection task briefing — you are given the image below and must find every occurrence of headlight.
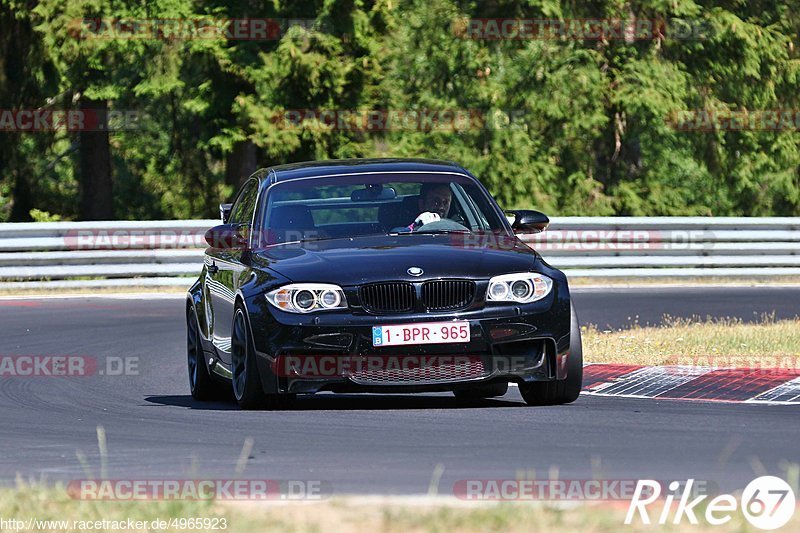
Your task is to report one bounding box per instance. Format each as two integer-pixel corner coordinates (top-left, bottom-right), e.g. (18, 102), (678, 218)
(266, 283), (348, 313)
(486, 273), (553, 303)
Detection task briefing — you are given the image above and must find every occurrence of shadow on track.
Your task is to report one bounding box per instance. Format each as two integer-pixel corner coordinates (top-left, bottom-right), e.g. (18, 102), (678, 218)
(143, 395), (239, 410)
(144, 393), (528, 411)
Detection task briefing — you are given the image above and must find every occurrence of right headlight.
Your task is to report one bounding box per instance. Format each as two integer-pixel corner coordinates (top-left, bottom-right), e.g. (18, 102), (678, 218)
(486, 273), (553, 303)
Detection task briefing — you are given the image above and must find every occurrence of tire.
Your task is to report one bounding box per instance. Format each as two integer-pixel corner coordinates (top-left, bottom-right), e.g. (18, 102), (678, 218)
(519, 304), (583, 406)
(187, 305), (227, 401)
(454, 382), (509, 400)
(231, 305), (294, 410)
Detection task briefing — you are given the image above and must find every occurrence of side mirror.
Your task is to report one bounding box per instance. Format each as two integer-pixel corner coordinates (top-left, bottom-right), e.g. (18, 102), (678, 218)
(507, 210), (549, 234)
(220, 203), (232, 223)
(205, 223), (249, 249)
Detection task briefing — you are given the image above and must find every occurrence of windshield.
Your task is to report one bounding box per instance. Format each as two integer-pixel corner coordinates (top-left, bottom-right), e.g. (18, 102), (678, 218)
(258, 173), (509, 245)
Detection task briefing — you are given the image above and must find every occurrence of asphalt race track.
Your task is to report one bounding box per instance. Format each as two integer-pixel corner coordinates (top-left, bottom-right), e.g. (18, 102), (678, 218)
(0, 287), (797, 495)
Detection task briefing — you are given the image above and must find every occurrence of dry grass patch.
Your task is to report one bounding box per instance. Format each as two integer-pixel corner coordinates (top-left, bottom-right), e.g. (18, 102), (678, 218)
(568, 275), (800, 287)
(2, 485), (797, 532)
(583, 314), (800, 365)
(0, 286), (188, 297)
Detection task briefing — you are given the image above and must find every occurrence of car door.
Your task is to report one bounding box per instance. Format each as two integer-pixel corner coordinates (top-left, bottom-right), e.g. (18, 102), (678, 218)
(206, 178), (260, 365)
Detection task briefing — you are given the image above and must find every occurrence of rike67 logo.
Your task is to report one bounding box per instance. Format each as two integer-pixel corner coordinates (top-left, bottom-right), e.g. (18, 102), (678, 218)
(626, 476), (796, 530)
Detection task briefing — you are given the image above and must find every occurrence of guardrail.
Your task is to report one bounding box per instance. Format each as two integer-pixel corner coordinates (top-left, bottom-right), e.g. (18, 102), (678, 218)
(0, 217), (798, 288)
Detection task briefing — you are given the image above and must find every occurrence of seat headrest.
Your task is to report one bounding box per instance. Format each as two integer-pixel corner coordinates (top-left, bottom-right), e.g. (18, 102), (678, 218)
(378, 196), (420, 230)
(402, 195), (420, 211)
(269, 205), (314, 230)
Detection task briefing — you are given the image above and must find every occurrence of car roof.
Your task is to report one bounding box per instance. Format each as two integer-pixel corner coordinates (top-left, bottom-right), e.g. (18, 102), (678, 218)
(259, 158), (472, 184)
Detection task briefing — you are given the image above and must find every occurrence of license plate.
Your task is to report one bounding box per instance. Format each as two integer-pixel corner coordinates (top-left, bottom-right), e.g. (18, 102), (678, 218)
(372, 321), (470, 347)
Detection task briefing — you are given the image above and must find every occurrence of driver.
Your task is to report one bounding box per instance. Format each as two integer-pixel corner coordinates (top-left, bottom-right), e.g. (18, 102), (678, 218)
(408, 183), (452, 231)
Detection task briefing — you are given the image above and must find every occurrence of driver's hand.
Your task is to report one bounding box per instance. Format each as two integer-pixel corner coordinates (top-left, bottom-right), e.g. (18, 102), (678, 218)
(413, 212), (440, 229)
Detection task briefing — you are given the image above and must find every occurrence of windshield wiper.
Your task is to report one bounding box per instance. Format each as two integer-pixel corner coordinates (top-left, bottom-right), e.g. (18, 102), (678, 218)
(389, 229), (471, 236)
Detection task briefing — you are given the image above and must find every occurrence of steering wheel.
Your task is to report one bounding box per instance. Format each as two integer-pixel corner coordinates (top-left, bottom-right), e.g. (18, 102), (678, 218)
(414, 219), (470, 233)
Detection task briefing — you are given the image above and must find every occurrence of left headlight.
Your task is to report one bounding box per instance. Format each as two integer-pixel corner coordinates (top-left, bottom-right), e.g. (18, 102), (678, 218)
(486, 273), (553, 303)
(266, 283), (348, 313)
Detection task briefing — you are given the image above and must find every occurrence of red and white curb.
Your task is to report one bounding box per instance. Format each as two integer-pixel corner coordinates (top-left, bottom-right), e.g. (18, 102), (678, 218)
(581, 363), (800, 404)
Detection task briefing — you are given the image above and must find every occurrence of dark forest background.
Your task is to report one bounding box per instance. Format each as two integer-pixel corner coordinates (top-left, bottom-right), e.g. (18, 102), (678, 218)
(1, 0), (799, 221)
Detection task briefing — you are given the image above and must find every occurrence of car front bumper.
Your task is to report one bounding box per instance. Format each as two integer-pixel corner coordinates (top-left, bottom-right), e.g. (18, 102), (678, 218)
(244, 286), (573, 395)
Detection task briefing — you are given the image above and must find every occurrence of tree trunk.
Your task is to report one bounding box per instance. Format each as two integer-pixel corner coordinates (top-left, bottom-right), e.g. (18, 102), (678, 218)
(225, 140), (257, 187)
(8, 148), (33, 222)
(78, 96), (113, 220)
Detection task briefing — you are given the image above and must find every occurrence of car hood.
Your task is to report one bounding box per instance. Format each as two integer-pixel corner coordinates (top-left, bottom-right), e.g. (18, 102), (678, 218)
(252, 233), (538, 286)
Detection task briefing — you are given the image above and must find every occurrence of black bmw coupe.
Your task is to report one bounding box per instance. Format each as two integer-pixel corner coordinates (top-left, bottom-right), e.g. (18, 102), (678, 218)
(187, 159), (582, 409)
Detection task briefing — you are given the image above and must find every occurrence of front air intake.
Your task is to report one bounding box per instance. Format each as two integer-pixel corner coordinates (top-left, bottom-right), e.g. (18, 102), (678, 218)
(359, 282), (415, 314)
(422, 280), (475, 311)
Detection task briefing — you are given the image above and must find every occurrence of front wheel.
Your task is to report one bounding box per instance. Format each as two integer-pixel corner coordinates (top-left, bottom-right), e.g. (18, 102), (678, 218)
(187, 305), (227, 401)
(231, 306), (294, 410)
(519, 304), (583, 406)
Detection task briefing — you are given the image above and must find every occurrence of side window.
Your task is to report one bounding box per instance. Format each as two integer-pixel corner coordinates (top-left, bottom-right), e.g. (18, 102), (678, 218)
(229, 179), (259, 225)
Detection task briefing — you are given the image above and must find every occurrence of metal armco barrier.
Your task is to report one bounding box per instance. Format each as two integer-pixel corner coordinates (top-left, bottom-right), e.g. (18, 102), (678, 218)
(0, 217), (798, 288)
